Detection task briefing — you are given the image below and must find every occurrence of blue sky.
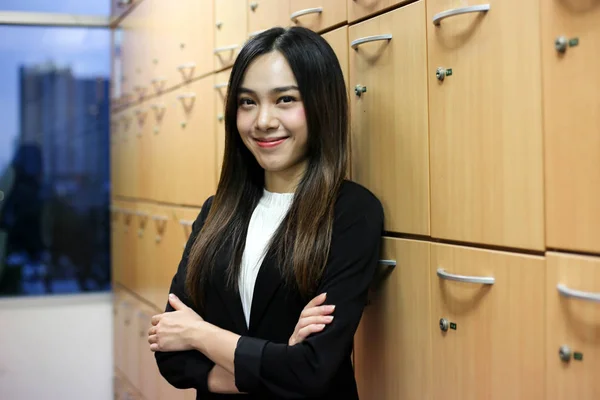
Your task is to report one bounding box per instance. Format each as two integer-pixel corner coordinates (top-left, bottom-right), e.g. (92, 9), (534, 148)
(0, 0), (111, 169)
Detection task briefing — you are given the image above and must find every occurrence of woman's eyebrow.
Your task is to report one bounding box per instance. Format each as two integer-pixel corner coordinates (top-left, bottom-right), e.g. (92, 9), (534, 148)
(238, 86), (299, 95)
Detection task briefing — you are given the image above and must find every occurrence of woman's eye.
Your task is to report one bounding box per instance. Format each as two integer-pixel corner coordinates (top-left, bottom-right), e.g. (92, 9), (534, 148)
(238, 98), (255, 107)
(278, 96), (295, 104)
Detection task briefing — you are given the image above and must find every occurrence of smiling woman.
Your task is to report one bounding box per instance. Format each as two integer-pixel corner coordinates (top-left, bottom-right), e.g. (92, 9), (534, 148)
(151, 26), (384, 399)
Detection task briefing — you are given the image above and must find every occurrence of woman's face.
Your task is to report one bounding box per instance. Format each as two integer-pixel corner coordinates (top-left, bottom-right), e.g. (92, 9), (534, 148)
(236, 51), (309, 178)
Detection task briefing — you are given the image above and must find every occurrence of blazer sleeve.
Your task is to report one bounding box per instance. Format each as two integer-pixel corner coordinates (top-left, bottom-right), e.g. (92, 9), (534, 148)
(154, 196), (215, 393)
(233, 194), (384, 398)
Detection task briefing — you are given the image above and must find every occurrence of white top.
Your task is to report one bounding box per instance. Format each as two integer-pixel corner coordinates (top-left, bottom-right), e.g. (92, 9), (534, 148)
(238, 189), (294, 328)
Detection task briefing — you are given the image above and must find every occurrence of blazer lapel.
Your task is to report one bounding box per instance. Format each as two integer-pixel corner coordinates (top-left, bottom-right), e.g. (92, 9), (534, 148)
(213, 247), (249, 335)
(248, 249), (283, 332)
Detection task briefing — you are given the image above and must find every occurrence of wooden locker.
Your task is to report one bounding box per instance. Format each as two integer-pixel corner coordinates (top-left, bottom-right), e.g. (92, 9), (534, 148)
(151, 0), (214, 89)
(172, 76), (217, 207)
(214, 69), (231, 183)
(148, 93), (172, 204)
(348, 0), (411, 23)
(133, 103), (152, 200)
(349, 1), (430, 235)
(430, 243), (546, 400)
(119, 204), (137, 289)
(542, 1), (600, 254)
(427, 0), (545, 251)
(148, 204), (175, 310)
(289, 0), (347, 33)
(354, 238), (433, 400)
(546, 252), (600, 400)
(137, 304), (161, 400)
(133, 202), (155, 301)
(214, 0), (248, 71)
(119, 110), (136, 199)
(247, 0), (291, 37)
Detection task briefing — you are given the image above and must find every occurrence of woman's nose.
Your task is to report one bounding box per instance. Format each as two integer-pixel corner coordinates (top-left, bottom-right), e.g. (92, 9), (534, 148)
(256, 105), (279, 131)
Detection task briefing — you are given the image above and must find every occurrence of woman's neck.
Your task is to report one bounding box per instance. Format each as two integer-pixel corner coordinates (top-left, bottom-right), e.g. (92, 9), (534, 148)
(264, 161), (307, 193)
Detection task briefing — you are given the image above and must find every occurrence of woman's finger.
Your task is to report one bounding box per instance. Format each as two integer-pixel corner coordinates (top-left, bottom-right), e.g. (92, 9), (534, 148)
(303, 292), (327, 310)
(296, 323), (326, 341)
(147, 326), (157, 336)
(296, 315), (334, 330)
(148, 334), (158, 345)
(300, 304), (336, 319)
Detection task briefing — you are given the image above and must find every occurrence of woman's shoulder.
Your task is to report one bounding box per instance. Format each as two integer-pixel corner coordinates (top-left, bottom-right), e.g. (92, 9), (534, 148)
(334, 180), (384, 226)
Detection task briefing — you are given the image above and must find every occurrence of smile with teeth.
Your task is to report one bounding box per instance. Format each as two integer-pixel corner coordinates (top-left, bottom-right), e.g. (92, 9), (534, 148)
(255, 136), (289, 148)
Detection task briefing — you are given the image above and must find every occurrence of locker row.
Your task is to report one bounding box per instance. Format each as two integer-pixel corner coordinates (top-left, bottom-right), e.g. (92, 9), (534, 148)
(113, 288), (196, 400)
(110, 198), (600, 400)
(112, 0), (352, 109)
(111, 0), (600, 254)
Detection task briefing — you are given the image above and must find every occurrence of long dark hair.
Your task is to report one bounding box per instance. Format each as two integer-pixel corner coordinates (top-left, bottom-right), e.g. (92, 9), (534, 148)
(185, 26), (348, 308)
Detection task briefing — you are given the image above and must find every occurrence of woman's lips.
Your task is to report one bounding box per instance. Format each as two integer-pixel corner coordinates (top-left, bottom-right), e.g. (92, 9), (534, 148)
(255, 137), (288, 148)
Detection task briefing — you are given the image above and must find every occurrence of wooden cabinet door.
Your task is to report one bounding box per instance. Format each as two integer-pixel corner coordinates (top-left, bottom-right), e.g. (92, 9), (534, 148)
(289, 0), (347, 33)
(214, 69), (231, 183)
(151, 0), (214, 90)
(427, 0), (544, 251)
(542, 2), (600, 254)
(349, 1), (430, 235)
(430, 243), (545, 400)
(354, 238), (432, 400)
(133, 103), (152, 200)
(172, 76), (217, 207)
(134, 202), (155, 300)
(120, 110), (136, 198)
(148, 93), (173, 204)
(113, 289), (126, 374)
(122, 293), (141, 389)
(215, 1), (247, 71)
(120, 204), (137, 289)
(546, 252), (600, 400)
(247, 0), (291, 36)
(148, 205), (176, 310)
(348, 0), (409, 23)
(137, 305), (161, 400)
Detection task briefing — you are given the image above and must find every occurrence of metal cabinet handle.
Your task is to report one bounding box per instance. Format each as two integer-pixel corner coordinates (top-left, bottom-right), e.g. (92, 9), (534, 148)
(290, 7), (323, 21)
(177, 93), (196, 100)
(437, 268), (495, 285)
(214, 83), (228, 90)
(433, 4), (490, 26)
(179, 219), (194, 227)
(214, 44), (239, 54)
(557, 284), (600, 303)
(350, 34), (392, 49)
(177, 62), (196, 71)
(151, 216), (168, 222)
(379, 259), (396, 267)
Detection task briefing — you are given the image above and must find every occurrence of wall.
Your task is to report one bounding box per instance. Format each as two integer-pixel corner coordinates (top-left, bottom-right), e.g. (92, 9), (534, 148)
(0, 293), (113, 400)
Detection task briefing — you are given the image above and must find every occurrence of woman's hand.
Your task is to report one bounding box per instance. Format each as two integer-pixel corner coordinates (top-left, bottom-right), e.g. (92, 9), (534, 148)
(288, 292), (335, 346)
(148, 293), (204, 352)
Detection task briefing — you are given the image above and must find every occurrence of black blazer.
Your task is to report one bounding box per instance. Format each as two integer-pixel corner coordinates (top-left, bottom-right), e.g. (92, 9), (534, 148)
(155, 180), (384, 399)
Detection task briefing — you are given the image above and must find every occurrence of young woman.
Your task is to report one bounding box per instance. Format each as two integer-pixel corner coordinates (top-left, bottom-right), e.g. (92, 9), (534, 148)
(148, 26), (384, 399)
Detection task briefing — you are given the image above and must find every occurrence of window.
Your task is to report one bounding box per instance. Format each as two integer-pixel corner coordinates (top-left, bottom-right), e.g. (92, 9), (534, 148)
(0, 24), (111, 296)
